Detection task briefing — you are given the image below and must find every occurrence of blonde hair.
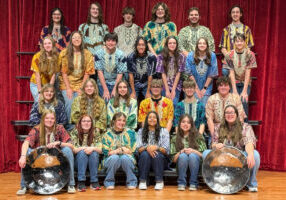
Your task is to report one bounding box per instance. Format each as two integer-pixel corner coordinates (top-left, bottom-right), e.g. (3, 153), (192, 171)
(38, 109), (57, 146)
(38, 84), (58, 114)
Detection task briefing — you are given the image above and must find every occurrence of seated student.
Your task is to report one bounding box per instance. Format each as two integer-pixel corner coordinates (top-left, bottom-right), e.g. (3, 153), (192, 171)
(156, 36), (186, 105)
(29, 84), (67, 127)
(202, 105), (260, 192)
(127, 36), (157, 100)
(138, 79), (174, 132)
(58, 31), (95, 130)
(186, 37), (218, 106)
(137, 111), (170, 190)
(71, 78), (106, 134)
(17, 110), (75, 195)
(94, 32), (127, 101)
(174, 80), (206, 135)
(170, 114), (207, 191)
(101, 112), (137, 190)
(224, 33), (257, 118)
(107, 80), (137, 130)
(30, 36), (59, 102)
(39, 8), (71, 52)
(69, 115), (102, 191)
(205, 76), (246, 137)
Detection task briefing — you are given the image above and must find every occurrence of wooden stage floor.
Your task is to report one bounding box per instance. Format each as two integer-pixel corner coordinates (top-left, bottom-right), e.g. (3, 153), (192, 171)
(2, 170), (285, 200)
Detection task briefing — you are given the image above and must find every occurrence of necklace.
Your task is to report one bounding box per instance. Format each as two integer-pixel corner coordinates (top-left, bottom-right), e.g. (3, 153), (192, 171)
(150, 97), (163, 121)
(195, 57), (208, 76)
(136, 56), (148, 79)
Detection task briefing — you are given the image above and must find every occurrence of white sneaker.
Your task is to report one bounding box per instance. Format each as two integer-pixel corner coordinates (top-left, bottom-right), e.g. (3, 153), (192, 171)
(154, 181), (164, 190)
(139, 181), (147, 190)
(106, 185), (115, 190)
(16, 187), (27, 195)
(248, 187), (258, 192)
(189, 184), (198, 191)
(67, 185), (76, 193)
(127, 185), (136, 190)
(178, 185), (185, 191)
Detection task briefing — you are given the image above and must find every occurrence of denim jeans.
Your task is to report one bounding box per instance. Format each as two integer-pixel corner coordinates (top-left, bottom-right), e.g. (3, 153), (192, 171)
(135, 86), (147, 98)
(162, 89), (181, 105)
(61, 90), (78, 131)
(20, 146), (75, 187)
(75, 150), (100, 183)
(236, 82), (251, 120)
(97, 84), (115, 103)
(177, 153), (201, 186)
(138, 151), (169, 182)
(202, 149), (260, 188)
(30, 82), (39, 102)
(104, 154), (137, 187)
(222, 68), (229, 76)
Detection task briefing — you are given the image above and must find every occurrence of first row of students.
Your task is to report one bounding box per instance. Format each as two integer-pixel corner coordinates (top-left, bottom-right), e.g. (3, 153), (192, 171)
(17, 1), (259, 195)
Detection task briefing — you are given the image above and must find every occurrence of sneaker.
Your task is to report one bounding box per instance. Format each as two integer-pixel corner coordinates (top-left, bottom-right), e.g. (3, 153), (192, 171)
(189, 185), (198, 191)
(127, 185), (136, 190)
(248, 187), (258, 192)
(90, 182), (101, 190)
(16, 187), (27, 195)
(139, 181), (147, 190)
(106, 185), (115, 190)
(77, 182), (86, 192)
(154, 181), (164, 190)
(178, 185), (185, 191)
(68, 185), (76, 193)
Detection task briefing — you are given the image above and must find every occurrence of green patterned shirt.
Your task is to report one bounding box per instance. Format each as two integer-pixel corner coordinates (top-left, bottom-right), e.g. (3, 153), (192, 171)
(69, 128), (102, 149)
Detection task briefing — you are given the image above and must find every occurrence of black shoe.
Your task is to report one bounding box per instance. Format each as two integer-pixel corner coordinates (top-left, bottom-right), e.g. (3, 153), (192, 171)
(90, 182), (101, 190)
(77, 181), (86, 192)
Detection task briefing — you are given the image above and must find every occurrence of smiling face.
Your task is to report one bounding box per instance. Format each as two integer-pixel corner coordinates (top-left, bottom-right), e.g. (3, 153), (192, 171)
(44, 113), (56, 129)
(231, 7), (242, 23)
(224, 106), (237, 124)
(180, 116), (192, 133)
(81, 116), (92, 132)
(105, 39), (117, 51)
(167, 38), (177, 53)
(43, 38), (53, 52)
(71, 32), (82, 47)
(197, 38), (207, 52)
(137, 39), (146, 55)
(183, 86), (195, 98)
(147, 113), (158, 127)
(43, 87), (55, 102)
(151, 85), (162, 97)
(90, 4), (99, 19)
(123, 13), (133, 23)
(156, 5), (165, 19)
(234, 37), (246, 51)
(84, 81), (95, 96)
(218, 83), (230, 97)
(118, 82), (128, 97)
(52, 9), (62, 24)
(188, 10), (200, 25)
(114, 116), (126, 131)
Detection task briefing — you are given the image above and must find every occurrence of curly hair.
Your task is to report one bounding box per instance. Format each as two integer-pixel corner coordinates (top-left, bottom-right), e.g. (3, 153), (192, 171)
(142, 111), (161, 144)
(79, 79), (102, 120)
(113, 80), (131, 108)
(76, 114), (94, 146)
(38, 109), (57, 146)
(175, 114), (201, 151)
(66, 31), (85, 75)
(194, 37), (211, 66)
(38, 36), (59, 76)
(38, 84), (58, 114)
(151, 2), (171, 22)
(161, 36), (180, 75)
(87, 2), (104, 24)
(218, 105), (243, 146)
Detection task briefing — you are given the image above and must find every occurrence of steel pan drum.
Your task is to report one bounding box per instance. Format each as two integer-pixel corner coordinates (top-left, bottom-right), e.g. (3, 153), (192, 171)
(23, 146), (70, 194)
(202, 147), (250, 194)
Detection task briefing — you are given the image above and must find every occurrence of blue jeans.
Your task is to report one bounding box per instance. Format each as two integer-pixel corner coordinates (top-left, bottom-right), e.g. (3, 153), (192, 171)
(162, 89), (181, 105)
(202, 149), (260, 188)
(20, 146), (75, 187)
(138, 151), (169, 182)
(222, 68), (229, 76)
(236, 83), (251, 120)
(30, 82), (39, 102)
(75, 150), (100, 183)
(98, 84), (115, 103)
(61, 90), (78, 130)
(104, 154), (137, 187)
(135, 86), (147, 98)
(177, 153), (201, 186)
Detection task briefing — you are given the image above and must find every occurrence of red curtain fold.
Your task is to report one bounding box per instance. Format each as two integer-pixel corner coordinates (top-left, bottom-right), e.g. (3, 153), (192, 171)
(0, 0), (285, 172)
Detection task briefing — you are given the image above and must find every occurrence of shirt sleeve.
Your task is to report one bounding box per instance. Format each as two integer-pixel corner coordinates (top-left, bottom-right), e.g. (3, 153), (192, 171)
(25, 128), (38, 148)
(95, 99), (107, 131)
(84, 50), (95, 75)
(185, 52), (194, 76)
(70, 96), (81, 124)
(116, 53), (127, 74)
(205, 95), (215, 120)
(138, 99), (148, 123)
(242, 123), (257, 148)
(147, 54), (157, 76)
(208, 52), (218, 78)
(205, 27), (215, 52)
(142, 22), (151, 42)
(30, 53), (40, 72)
(159, 128), (170, 154)
(178, 54), (186, 73)
(219, 27), (228, 49)
(156, 55), (164, 73)
(173, 102), (183, 127)
(58, 125), (71, 143)
(178, 28), (187, 52)
(136, 128), (145, 149)
(127, 99), (138, 129)
(29, 102), (41, 126)
(245, 26), (254, 48)
(94, 51), (103, 71)
(56, 101), (68, 125)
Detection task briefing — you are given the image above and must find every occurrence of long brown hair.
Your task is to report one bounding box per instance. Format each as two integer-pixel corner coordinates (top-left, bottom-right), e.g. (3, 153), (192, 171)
(218, 105), (243, 145)
(111, 112), (127, 129)
(175, 114), (201, 151)
(113, 80), (131, 108)
(66, 31), (85, 75)
(76, 115), (94, 146)
(38, 84), (58, 114)
(38, 109), (57, 146)
(151, 2), (170, 22)
(79, 78), (103, 120)
(87, 2), (104, 24)
(162, 36), (180, 75)
(194, 37), (211, 65)
(39, 36), (59, 76)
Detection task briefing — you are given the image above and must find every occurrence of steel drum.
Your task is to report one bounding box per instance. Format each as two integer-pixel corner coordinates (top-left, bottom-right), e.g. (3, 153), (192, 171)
(202, 147), (250, 194)
(23, 146), (70, 194)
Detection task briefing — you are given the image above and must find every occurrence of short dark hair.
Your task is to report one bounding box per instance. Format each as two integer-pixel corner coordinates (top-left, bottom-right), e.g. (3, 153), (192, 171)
(229, 5), (244, 21)
(188, 7), (200, 15)
(216, 76), (232, 89)
(104, 32), (118, 43)
(122, 7), (135, 16)
(233, 33), (246, 42)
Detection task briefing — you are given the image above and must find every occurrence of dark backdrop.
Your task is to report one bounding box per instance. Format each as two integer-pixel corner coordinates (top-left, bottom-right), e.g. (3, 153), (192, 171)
(1, 0), (285, 172)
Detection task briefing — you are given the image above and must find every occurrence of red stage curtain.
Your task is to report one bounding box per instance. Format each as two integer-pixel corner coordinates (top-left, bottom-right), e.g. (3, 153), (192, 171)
(0, 0), (285, 172)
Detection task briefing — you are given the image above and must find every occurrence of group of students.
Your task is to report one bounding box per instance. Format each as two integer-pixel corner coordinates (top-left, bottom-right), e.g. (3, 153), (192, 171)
(17, 1), (260, 195)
